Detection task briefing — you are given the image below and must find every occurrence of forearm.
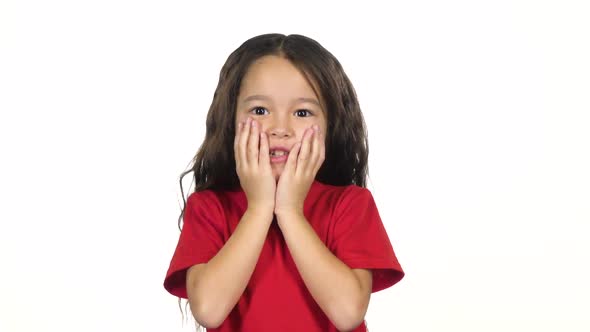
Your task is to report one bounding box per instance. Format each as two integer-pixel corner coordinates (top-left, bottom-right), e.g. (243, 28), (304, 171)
(276, 211), (367, 330)
(189, 207), (273, 326)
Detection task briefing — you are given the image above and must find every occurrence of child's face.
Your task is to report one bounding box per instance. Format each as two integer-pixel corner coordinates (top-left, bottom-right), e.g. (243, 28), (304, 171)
(236, 55), (328, 180)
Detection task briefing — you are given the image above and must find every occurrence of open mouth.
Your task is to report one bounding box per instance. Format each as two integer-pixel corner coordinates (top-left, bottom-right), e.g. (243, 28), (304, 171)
(270, 150), (288, 157)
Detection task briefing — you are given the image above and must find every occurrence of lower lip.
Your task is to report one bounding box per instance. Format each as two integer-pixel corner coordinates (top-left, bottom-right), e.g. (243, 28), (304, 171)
(270, 154), (288, 163)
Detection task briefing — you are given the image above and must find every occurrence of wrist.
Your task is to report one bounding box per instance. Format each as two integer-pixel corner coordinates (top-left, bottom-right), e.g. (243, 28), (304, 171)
(246, 204), (275, 218)
(274, 208), (304, 222)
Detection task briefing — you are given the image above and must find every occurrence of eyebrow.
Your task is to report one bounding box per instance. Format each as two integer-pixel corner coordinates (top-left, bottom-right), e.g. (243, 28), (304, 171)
(242, 94), (321, 108)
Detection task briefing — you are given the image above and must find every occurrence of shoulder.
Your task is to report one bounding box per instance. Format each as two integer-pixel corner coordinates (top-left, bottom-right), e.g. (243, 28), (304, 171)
(317, 181), (372, 201)
(185, 189), (219, 209)
(184, 189), (224, 218)
(312, 180), (370, 197)
(186, 187), (243, 205)
(185, 188), (246, 218)
(310, 181), (374, 211)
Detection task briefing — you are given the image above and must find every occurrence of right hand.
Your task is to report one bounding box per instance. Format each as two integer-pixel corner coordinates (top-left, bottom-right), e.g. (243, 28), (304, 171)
(234, 117), (276, 213)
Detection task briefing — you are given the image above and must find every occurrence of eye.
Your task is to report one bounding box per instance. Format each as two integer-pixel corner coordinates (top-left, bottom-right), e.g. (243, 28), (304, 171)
(295, 109), (313, 117)
(250, 106), (269, 116)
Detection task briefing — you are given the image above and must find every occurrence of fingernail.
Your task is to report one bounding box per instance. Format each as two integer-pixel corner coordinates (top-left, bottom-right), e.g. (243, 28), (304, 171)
(251, 120), (257, 128)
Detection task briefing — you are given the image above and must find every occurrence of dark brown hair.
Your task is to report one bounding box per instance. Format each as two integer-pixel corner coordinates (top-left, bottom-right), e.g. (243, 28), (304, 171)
(175, 33), (369, 328)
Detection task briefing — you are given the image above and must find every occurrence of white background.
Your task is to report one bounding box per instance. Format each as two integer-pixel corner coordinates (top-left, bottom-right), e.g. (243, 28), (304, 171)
(1, 0), (589, 331)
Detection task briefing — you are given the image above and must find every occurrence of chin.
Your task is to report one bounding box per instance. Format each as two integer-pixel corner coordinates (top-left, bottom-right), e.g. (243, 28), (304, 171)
(272, 164), (284, 180)
(273, 171), (282, 181)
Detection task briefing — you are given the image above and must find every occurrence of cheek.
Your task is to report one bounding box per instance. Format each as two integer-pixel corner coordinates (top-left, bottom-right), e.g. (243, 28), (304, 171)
(295, 123), (323, 141)
(295, 125), (311, 140)
(235, 114), (245, 128)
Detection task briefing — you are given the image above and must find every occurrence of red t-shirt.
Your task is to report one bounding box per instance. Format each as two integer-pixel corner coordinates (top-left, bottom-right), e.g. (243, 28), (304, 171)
(163, 180), (404, 331)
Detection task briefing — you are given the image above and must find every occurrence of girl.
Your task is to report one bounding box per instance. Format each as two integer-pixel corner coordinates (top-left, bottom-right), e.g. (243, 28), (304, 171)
(163, 33), (404, 332)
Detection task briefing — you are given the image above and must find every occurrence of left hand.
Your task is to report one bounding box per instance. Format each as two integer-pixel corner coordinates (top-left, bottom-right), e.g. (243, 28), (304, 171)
(275, 125), (325, 219)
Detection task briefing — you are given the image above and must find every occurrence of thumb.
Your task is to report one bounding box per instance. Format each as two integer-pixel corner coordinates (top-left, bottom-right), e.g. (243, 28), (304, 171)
(259, 132), (271, 170)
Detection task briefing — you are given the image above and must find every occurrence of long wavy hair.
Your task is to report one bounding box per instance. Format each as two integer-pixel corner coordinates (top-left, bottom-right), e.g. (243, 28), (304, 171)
(175, 33), (369, 329)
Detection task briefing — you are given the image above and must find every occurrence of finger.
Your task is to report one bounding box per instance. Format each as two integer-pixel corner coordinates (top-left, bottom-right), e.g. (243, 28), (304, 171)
(247, 118), (260, 166)
(296, 127), (314, 177)
(307, 125), (320, 173)
(234, 121), (243, 167)
(308, 125), (320, 174)
(259, 131), (270, 169)
(285, 141), (301, 174)
(239, 117), (251, 168)
(312, 125), (325, 174)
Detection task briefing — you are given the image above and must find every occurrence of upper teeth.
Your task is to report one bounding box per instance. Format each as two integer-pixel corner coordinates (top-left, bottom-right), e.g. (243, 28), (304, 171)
(271, 150), (287, 156)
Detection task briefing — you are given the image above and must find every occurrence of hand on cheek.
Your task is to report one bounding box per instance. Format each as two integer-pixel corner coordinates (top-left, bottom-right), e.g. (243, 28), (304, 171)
(275, 125), (325, 220)
(234, 117), (276, 213)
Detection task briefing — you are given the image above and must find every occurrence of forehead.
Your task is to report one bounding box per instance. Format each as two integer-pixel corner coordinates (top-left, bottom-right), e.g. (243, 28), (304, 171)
(238, 55), (322, 105)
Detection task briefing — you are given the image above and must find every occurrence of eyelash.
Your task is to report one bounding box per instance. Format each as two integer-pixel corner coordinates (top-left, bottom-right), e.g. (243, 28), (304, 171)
(249, 106), (313, 117)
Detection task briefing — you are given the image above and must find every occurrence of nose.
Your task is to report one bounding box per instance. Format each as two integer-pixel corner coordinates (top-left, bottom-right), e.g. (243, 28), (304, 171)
(267, 114), (293, 138)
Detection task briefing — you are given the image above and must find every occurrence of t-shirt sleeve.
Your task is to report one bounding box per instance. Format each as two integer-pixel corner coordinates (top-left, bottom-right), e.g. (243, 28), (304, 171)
(163, 191), (225, 299)
(330, 186), (405, 293)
